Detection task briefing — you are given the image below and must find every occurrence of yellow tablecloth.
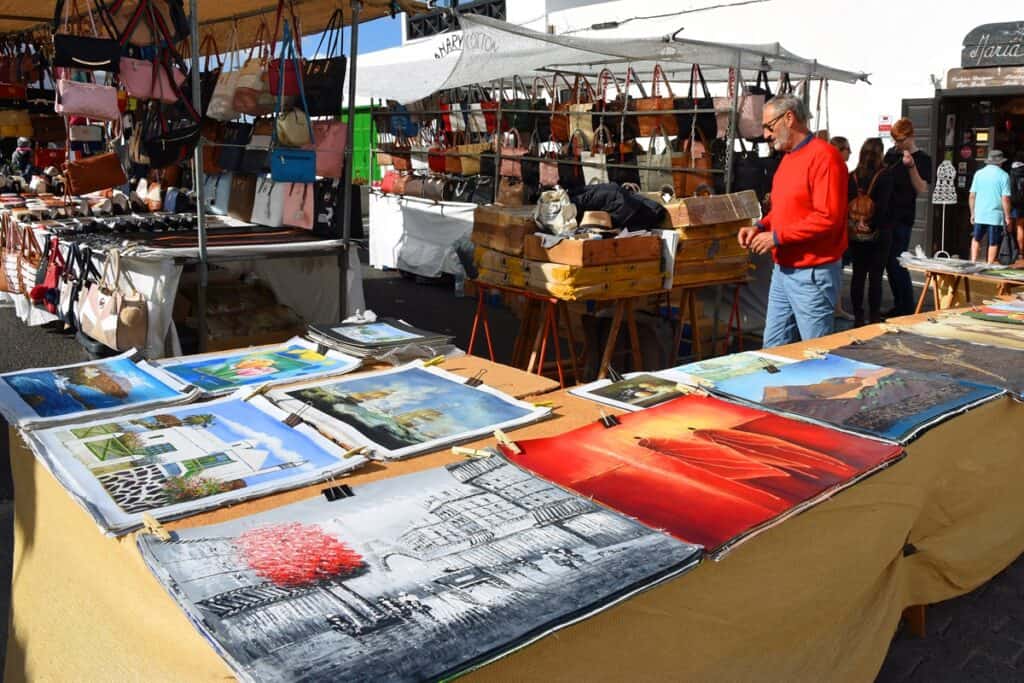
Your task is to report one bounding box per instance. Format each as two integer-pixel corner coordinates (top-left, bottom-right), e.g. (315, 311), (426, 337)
(5, 333), (1024, 682)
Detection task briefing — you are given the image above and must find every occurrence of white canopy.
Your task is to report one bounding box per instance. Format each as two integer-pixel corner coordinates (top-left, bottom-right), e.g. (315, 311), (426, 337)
(358, 13), (869, 102)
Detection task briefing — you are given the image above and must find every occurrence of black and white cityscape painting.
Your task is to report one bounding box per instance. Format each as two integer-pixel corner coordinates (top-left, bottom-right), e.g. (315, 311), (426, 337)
(138, 456), (702, 681)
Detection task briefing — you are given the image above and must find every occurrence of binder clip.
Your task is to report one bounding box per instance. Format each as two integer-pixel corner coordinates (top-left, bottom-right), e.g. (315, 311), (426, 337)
(802, 349), (827, 360)
(423, 355), (446, 368)
(322, 484), (354, 502)
(342, 445), (367, 459)
(316, 343), (330, 356)
(464, 370), (486, 387)
(533, 400), (554, 408)
(493, 428), (521, 454)
(675, 383), (709, 397)
(598, 409), (621, 428)
(142, 513), (171, 542)
(758, 359), (781, 374)
(606, 365), (625, 383)
(284, 413), (303, 428)
(452, 446), (492, 459)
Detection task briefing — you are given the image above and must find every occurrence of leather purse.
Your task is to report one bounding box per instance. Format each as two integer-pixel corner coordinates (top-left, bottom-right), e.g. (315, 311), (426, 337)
(240, 118), (274, 174)
(568, 76), (596, 144)
(206, 26), (242, 121)
(251, 176), (285, 227)
(422, 176), (449, 202)
(313, 178), (349, 237)
(119, 54), (188, 104)
(540, 142), (561, 188)
(218, 122), (253, 172)
(232, 22), (277, 116)
(380, 170), (399, 194)
(500, 128), (527, 178)
(52, 0), (122, 73)
(672, 129), (714, 198)
(635, 65), (678, 137)
(141, 98), (202, 169)
(558, 131), (586, 191)
(66, 152), (128, 196)
(470, 176), (495, 204)
(677, 64), (717, 141)
(271, 147), (316, 184)
(0, 217), (22, 294)
(17, 227), (42, 297)
(35, 148), (67, 169)
(77, 249), (147, 352)
(282, 182), (314, 230)
(496, 177), (525, 207)
(445, 132), (465, 175)
(428, 135), (448, 174)
(391, 135), (413, 172)
(392, 172), (411, 195)
(228, 174), (258, 222)
(305, 9), (348, 116)
(55, 79), (120, 121)
(529, 77), (553, 142)
(268, 0), (305, 97)
(639, 126), (676, 193)
(198, 34), (223, 118)
(581, 126), (610, 186)
(270, 25), (317, 184)
(549, 73), (575, 143)
(404, 175), (426, 198)
(312, 120), (348, 179)
(201, 119), (225, 175)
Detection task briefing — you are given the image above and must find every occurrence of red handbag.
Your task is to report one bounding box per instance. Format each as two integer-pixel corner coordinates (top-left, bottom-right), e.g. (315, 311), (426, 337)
(268, 0), (305, 96)
(30, 237), (65, 312)
(34, 148), (67, 169)
(380, 171), (399, 194)
(428, 134), (448, 174)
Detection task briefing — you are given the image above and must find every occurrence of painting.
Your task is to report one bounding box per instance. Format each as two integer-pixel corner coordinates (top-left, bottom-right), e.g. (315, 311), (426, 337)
(982, 268), (1024, 281)
(333, 322), (422, 345)
(0, 351), (194, 428)
(28, 395), (367, 534)
(905, 315), (1024, 351)
(268, 363), (551, 460)
(155, 338), (361, 395)
(569, 373), (685, 411)
(499, 395), (903, 555)
(832, 332), (1024, 398)
(665, 351), (795, 386)
(137, 455), (701, 681)
(713, 354), (1002, 443)
(963, 306), (1024, 325)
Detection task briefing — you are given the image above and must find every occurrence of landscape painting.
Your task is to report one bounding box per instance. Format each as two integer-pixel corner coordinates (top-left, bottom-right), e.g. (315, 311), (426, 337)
(137, 456), (701, 681)
(713, 354), (1002, 442)
(0, 353), (191, 427)
(963, 306), (1024, 325)
(269, 364), (550, 460)
(28, 395), (366, 534)
(500, 395), (903, 554)
(905, 315), (1024, 351)
(982, 268), (1024, 281)
(833, 332), (1024, 397)
(333, 322), (422, 345)
(666, 351), (795, 386)
(156, 339), (360, 395)
(570, 373), (684, 411)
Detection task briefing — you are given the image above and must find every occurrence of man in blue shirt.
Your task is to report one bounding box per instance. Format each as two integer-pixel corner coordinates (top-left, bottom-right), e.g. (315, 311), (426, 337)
(969, 149), (1013, 263)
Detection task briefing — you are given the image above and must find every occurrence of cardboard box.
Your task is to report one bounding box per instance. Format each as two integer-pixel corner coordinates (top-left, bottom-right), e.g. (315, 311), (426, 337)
(472, 205), (536, 256)
(523, 233), (663, 266)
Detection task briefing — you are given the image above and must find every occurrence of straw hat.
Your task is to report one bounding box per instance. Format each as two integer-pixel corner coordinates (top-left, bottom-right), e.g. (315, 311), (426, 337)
(579, 211), (612, 230)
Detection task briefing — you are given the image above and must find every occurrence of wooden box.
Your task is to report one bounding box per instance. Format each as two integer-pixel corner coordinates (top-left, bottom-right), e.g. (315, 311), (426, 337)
(472, 205), (536, 256)
(653, 190), (761, 228)
(523, 234), (662, 266)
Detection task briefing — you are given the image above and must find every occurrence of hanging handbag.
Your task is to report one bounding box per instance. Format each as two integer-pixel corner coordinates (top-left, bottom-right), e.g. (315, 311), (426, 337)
(410, 131), (430, 171)
(390, 134), (412, 172)
(549, 72), (575, 143)
(678, 64), (718, 141)
(227, 174), (258, 222)
(581, 125), (611, 186)
(203, 173), (233, 215)
(500, 128), (527, 179)
(451, 177), (476, 203)
(282, 182), (314, 230)
(380, 170), (399, 194)
(311, 120), (348, 178)
(539, 141), (561, 189)
(55, 78), (120, 121)
(59, 243), (97, 330)
(35, 147), (67, 169)
(445, 132), (466, 175)
(568, 76), (596, 144)
(198, 33), (223, 118)
(422, 176), (451, 202)
(715, 69), (766, 141)
(496, 177), (525, 207)
(30, 237), (65, 312)
(558, 130), (587, 191)
(502, 76), (533, 133)
(467, 84), (500, 135)
(17, 227), (43, 297)
(270, 21), (317, 183)
(119, 52), (188, 104)
(313, 178), (343, 237)
(66, 152), (128, 196)
(0, 217), (22, 294)
(232, 21), (278, 116)
(404, 174), (426, 198)
(201, 119), (225, 175)
(428, 134), (448, 174)
(639, 126), (676, 193)
(239, 118), (274, 174)
(305, 9), (348, 117)
(634, 65), (677, 137)
(207, 26), (243, 121)
(217, 121), (252, 171)
(673, 128), (714, 198)
(268, 0), (305, 97)
(52, 0), (122, 74)
(78, 249), (147, 352)
(251, 175), (286, 227)
(528, 76), (552, 142)
(440, 90), (467, 133)
(521, 129), (541, 190)
(470, 176), (495, 205)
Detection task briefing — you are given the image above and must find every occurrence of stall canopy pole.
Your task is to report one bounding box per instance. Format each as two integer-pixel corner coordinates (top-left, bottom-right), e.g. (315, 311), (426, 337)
(339, 0), (363, 318)
(189, 0), (209, 351)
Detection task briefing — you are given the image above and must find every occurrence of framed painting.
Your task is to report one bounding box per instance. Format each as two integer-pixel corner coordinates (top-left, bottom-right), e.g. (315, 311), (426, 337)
(905, 315), (1024, 351)
(154, 337), (361, 396)
(0, 351), (197, 428)
(137, 455), (700, 681)
(499, 394), (903, 556)
(268, 362), (551, 460)
(27, 394), (368, 534)
(569, 373), (687, 412)
(713, 354), (1003, 443)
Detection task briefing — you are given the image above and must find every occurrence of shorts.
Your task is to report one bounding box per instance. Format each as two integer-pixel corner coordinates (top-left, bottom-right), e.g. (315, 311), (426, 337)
(973, 223), (1005, 244)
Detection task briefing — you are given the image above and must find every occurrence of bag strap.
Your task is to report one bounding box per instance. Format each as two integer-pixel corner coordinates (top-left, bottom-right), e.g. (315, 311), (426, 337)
(200, 33), (222, 72)
(689, 64), (711, 99)
(865, 165), (886, 195)
(272, 20), (315, 146)
(272, 0), (303, 59)
(551, 72), (574, 105)
(311, 8), (344, 61)
(625, 66), (648, 99)
(652, 64), (675, 98)
(531, 75), (551, 101)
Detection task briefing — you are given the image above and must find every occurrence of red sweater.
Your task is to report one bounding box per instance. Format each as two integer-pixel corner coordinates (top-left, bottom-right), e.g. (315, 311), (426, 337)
(759, 136), (849, 268)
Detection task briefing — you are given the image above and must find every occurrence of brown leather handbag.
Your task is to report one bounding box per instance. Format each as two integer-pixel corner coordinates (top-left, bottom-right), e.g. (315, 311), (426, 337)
(549, 72), (576, 143)
(228, 174), (258, 222)
(392, 135), (413, 172)
(672, 128), (714, 198)
(445, 132), (465, 175)
(393, 172), (411, 195)
(635, 65), (679, 137)
(65, 152), (128, 196)
(404, 175), (426, 198)
(422, 176), (449, 202)
(496, 177), (525, 206)
(18, 227), (43, 295)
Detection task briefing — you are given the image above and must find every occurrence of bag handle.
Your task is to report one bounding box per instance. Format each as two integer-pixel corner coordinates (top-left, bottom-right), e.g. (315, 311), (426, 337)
(311, 8), (344, 62)
(648, 124), (673, 157)
(200, 33), (223, 72)
(568, 128), (587, 154)
(502, 127), (521, 150)
(531, 75), (552, 101)
(596, 68), (622, 102)
(591, 124), (613, 151)
(272, 0), (303, 58)
(575, 75), (596, 104)
(20, 226), (40, 259)
(551, 72), (575, 105)
(688, 64), (711, 99)
(273, 20), (315, 145)
(511, 75), (530, 101)
(625, 66), (648, 99)
(651, 64), (675, 98)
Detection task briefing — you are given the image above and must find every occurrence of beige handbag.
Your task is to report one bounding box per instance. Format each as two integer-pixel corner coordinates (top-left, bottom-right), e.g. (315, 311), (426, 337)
(276, 108), (312, 147)
(78, 249), (148, 351)
(639, 126), (677, 193)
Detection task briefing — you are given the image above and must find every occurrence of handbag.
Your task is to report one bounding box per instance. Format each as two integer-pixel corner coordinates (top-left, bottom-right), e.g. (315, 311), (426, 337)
(528, 77), (552, 142)
(470, 176), (495, 205)
(206, 26), (243, 121)
(540, 141), (561, 189)
(422, 176), (451, 202)
(251, 176), (286, 227)
(380, 170), (399, 194)
(140, 79), (202, 169)
(558, 130), (587, 191)
(427, 133), (448, 174)
(549, 72), (575, 143)
(313, 178), (343, 237)
(59, 243), (98, 331)
(445, 132), (466, 175)
(404, 175), (426, 198)
(440, 90), (467, 133)
(467, 84), (500, 135)
(521, 129), (541, 190)
(268, 0), (305, 97)
(119, 53), (188, 104)
(568, 76), (596, 144)
(78, 249), (147, 352)
(639, 126), (676, 193)
(715, 69), (766, 140)
(391, 134), (412, 172)
(228, 174), (258, 222)
(30, 237), (66, 312)
(52, 0), (122, 73)
(305, 10), (348, 117)
(0, 217), (22, 294)
(581, 125), (610, 186)
(35, 147), (67, 169)
(218, 121), (253, 171)
(410, 131), (430, 171)
(677, 64), (718, 141)
(270, 21), (317, 183)
(66, 152), (128, 196)
(203, 173), (233, 215)
(201, 119), (225, 175)
(635, 65), (677, 137)
(56, 78), (120, 121)
(496, 177), (525, 207)
(240, 118), (274, 174)
(232, 22), (277, 116)
(17, 227), (43, 298)
(282, 182), (314, 230)
(672, 129), (714, 198)
(500, 128), (527, 178)
(198, 34), (223, 118)
(501, 76), (534, 133)
(311, 120), (347, 178)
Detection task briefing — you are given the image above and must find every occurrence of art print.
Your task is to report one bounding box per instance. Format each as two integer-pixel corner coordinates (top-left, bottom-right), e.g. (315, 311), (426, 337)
(500, 395), (903, 555)
(0, 351), (195, 428)
(569, 373), (685, 411)
(963, 306), (1024, 325)
(155, 338), (360, 395)
(713, 354), (1002, 443)
(28, 394), (367, 534)
(137, 456), (701, 681)
(905, 315), (1024, 351)
(269, 363), (551, 459)
(331, 321), (421, 345)
(982, 268), (1024, 281)
(666, 351), (794, 386)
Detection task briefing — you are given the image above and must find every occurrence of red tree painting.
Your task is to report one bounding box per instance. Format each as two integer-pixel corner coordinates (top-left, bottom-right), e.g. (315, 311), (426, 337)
(234, 523), (364, 587)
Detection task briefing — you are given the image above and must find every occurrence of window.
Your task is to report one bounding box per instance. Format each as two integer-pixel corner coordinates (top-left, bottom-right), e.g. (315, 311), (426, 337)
(141, 443), (176, 457)
(181, 453), (233, 475)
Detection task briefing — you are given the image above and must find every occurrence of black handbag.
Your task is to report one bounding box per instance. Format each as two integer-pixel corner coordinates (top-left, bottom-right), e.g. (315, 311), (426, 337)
(470, 176), (495, 205)
(142, 66), (202, 169)
(218, 122), (253, 172)
(52, 0), (124, 73)
(677, 64), (718, 142)
(521, 130), (541, 190)
(558, 132), (585, 191)
(451, 177), (476, 203)
(198, 34), (222, 118)
(240, 119), (273, 174)
(313, 178), (341, 237)
(305, 9), (348, 116)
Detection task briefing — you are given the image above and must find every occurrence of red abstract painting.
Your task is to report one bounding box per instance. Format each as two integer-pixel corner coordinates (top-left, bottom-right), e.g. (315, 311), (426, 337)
(500, 395), (904, 552)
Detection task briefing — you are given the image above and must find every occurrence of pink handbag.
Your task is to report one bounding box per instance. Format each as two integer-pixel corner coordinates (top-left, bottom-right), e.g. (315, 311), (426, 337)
(119, 56), (187, 104)
(311, 120), (347, 179)
(282, 182), (314, 230)
(500, 129), (527, 178)
(77, 250), (148, 352)
(55, 79), (120, 121)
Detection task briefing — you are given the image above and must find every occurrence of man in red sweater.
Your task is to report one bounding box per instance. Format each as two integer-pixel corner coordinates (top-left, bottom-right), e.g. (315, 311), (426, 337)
(738, 94), (849, 347)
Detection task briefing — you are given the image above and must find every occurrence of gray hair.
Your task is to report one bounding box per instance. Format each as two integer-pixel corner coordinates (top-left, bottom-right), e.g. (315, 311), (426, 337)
(766, 94), (810, 125)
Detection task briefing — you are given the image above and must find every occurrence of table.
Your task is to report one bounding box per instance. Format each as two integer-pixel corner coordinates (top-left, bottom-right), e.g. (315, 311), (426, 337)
(905, 265), (1024, 314)
(6, 324), (1024, 682)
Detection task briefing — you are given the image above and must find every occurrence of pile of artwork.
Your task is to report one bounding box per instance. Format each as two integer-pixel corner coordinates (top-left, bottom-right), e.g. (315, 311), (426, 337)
(308, 318), (453, 358)
(904, 315), (1024, 351)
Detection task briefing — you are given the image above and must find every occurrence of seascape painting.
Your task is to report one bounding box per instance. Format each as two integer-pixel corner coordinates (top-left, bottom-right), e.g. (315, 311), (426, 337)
(29, 396), (365, 534)
(157, 340), (360, 394)
(571, 373), (684, 411)
(834, 332), (1024, 397)
(0, 353), (189, 426)
(137, 456), (701, 681)
(713, 354), (1002, 442)
(331, 322), (421, 346)
(270, 365), (550, 459)
(500, 395), (903, 554)
(905, 315), (1024, 351)
(667, 351), (794, 386)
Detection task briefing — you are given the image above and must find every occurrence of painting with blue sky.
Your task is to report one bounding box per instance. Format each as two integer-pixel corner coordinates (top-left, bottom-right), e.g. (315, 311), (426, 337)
(713, 354), (1002, 443)
(29, 395), (365, 534)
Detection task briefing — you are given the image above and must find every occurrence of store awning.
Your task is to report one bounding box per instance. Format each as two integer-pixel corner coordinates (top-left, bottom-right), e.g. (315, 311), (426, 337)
(358, 13), (869, 103)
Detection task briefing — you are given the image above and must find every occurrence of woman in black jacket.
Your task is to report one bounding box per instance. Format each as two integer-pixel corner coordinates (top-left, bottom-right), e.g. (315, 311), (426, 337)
(847, 138), (895, 326)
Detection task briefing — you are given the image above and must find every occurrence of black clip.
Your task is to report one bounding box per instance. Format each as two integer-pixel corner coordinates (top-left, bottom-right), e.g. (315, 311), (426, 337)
(760, 361), (780, 374)
(599, 410), (620, 428)
(180, 384), (197, 393)
(606, 366), (625, 383)
(464, 370), (486, 387)
(284, 413), (302, 427)
(316, 343), (330, 356)
(322, 484), (354, 502)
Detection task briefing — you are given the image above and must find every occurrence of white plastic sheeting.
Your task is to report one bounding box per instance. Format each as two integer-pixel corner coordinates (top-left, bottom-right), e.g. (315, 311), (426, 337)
(368, 191), (476, 277)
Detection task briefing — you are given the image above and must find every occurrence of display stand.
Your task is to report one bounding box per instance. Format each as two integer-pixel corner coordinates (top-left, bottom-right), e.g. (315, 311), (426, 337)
(932, 160), (958, 258)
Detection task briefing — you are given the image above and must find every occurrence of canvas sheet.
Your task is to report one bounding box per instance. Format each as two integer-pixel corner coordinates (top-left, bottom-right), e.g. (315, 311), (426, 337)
(569, 373), (689, 412)
(0, 351), (197, 429)
(664, 351), (796, 387)
(981, 267), (1024, 281)
(309, 319), (447, 350)
(832, 332), (1024, 398)
(962, 307), (1024, 325)
(136, 455), (701, 682)
(268, 363), (552, 460)
(904, 315), (1024, 351)
(153, 338), (361, 397)
(26, 394), (369, 535)
(713, 354), (1003, 443)
(500, 394), (903, 556)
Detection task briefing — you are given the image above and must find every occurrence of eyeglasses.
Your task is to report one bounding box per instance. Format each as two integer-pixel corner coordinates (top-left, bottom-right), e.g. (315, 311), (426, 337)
(762, 111), (788, 133)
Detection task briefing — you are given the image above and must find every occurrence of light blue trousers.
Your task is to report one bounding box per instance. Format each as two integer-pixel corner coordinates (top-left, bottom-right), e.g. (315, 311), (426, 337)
(763, 260), (841, 348)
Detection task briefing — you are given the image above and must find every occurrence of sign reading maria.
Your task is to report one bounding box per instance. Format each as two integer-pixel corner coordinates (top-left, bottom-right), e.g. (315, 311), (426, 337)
(962, 22), (1024, 68)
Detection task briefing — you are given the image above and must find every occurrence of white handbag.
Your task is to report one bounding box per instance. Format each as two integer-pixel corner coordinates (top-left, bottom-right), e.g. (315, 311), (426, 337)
(203, 173), (233, 216)
(69, 124), (105, 142)
(639, 127), (676, 193)
(251, 176), (285, 227)
(206, 28), (242, 122)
